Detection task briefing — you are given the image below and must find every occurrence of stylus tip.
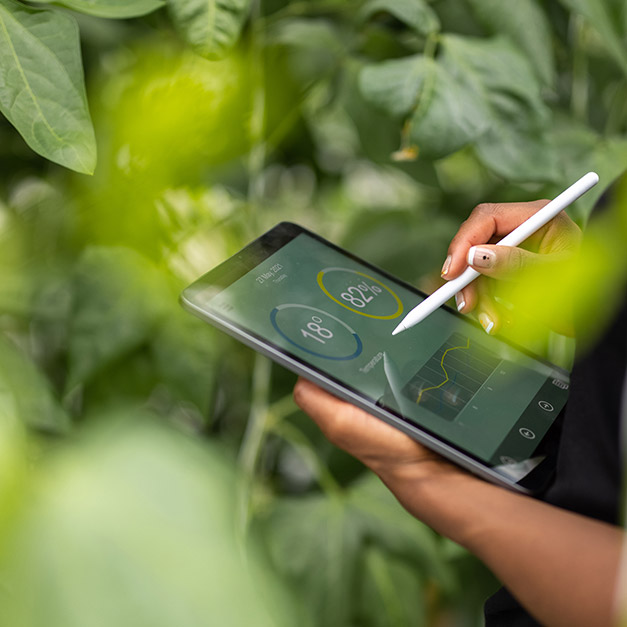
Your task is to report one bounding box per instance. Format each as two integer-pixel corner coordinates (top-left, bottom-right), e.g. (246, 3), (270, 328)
(391, 324), (404, 336)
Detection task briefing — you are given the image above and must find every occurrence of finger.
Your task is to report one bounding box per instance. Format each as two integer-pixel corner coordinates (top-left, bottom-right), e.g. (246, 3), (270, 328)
(441, 200), (550, 280)
(466, 244), (565, 280)
(455, 282), (478, 314)
(475, 279), (501, 335)
(293, 378), (414, 453)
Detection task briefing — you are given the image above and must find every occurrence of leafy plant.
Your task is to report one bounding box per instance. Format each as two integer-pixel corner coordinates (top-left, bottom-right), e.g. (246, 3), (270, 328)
(1, 0), (626, 625)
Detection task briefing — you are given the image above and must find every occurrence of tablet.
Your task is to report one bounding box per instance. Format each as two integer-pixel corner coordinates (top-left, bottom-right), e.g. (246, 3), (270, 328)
(181, 222), (568, 494)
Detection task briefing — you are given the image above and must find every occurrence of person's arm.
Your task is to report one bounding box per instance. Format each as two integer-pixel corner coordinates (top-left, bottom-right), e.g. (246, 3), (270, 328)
(294, 202), (622, 626)
(294, 378), (623, 627)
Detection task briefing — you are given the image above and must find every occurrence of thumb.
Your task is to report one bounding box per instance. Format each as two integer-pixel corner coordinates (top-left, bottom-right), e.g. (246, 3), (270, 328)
(466, 244), (553, 279)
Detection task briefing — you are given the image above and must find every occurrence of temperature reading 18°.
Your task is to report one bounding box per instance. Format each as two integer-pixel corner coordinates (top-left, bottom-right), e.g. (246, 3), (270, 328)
(341, 282), (382, 309)
(301, 316), (333, 344)
(270, 304), (362, 361)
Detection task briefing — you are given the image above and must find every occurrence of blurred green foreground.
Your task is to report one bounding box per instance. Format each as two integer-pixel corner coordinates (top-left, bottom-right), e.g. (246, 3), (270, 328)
(1, 0), (627, 625)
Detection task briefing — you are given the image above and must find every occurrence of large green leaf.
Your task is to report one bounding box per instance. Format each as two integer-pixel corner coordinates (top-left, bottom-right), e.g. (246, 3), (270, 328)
(0, 0), (96, 173)
(407, 57), (489, 158)
(67, 247), (169, 391)
(359, 0), (440, 37)
(29, 0), (163, 18)
(465, 0), (555, 86)
(559, 0), (627, 77)
(360, 55), (489, 156)
(166, 0), (251, 59)
(0, 421), (298, 627)
(261, 474), (451, 626)
(550, 120), (627, 223)
(359, 55), (428, 117)
(0, 336), (70, 433)
(441, 35), (557, 181)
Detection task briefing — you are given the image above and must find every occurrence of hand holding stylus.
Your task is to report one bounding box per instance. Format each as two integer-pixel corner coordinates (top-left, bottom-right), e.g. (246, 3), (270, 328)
(392, 172), (598, 336)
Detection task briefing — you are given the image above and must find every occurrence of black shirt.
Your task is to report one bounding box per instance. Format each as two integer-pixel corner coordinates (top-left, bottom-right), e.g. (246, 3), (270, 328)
(484, 292), (626, 625)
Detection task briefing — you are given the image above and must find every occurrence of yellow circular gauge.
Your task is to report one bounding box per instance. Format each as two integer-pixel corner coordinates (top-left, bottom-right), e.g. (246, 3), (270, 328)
(316, 267), (403, 320)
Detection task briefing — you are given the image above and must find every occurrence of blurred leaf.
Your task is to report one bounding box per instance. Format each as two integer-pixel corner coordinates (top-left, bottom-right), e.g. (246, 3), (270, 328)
(0, 420), (298, 627)
(559, 0), (627, 77)
(359, 0), (440, 37)
(264, 492), (360, 626)
(269, 19), (344, 84)
(0, 415), (28, 547)
(359, 55), (427, 117)
(465, 0), (556, 86)
(29, 0), (163, 18)
(262, 473), (451, 626)
(67, 247), (169, 390)
(151, 309), (218, 416)
(407, 56), (489, 158)
(357, 546), (427, 627)
(0, 0), (96, 173)
(551, 121), (627, 223)
(166, 0), (251, 59)
(0, 336), (70, 433)
(348, 473), (454, 588)
(441, 35), (557, 181)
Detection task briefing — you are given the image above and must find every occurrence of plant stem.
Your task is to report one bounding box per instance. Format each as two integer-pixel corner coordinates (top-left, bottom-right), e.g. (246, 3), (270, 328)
(570, 15), (589, 122)
(237, 352), (272, 535)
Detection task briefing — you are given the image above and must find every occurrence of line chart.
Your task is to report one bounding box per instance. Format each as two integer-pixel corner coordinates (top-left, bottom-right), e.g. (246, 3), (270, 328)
(403, 333), (501, 421)
(415, 337), (470, 404)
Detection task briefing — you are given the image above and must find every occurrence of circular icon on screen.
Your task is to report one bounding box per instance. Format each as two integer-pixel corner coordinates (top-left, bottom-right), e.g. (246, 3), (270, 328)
(270, 304), (363, 361)
(317, 267), (403, 320)
(519, 428), (536, 440)
(538, 401), (554, 412)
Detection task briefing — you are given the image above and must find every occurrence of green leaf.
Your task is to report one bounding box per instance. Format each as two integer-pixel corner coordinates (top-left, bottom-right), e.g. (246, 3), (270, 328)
(440, 35), (557, 181)
(166, 0), (251, 59)
(263, 493), (360, 626)
(359, 55), (428, 117)
(359, 0), (440, 37)
(407, 57), (490, 158)
(0, 421), (298, 627)
(559, 0), (627, 77)
(358, 547), (427, 627)
(465, 0), (556, 86)
(28, 0), (163, 18)
(0, 0), (96, 173)
(0, 335), (70, 433)
(67, 247), (169, 390)
(550, 119), (627, 223)
(261, 474), (453, 625)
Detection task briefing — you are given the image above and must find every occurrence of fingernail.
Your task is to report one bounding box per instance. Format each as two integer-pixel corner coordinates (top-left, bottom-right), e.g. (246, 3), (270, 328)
(467, 246), (494, 268)
(441, 255), (452, 276)
(478, 312), (494, 335)
(455, 292), (465, 312)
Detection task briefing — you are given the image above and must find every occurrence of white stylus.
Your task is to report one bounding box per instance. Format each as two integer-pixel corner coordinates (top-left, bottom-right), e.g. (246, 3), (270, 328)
(391, 171), (599, 336)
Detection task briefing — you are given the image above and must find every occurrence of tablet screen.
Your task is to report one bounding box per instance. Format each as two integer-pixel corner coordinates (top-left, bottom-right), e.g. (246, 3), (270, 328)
(188, 227), (568, 469)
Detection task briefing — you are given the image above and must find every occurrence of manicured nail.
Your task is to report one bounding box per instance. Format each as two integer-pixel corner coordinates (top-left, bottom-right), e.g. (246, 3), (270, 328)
(441, 255), (452, 276)
(467, 246), (494, 268)
(455, 292), (465, 312)
(478, 312), (494, 335)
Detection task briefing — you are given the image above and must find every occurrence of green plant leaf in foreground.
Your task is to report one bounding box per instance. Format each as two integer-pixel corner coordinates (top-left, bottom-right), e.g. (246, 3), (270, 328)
(0, 421), (298, 627)
(0, 0), (96, 173)
(29, 0), (164, 19)
(166, 0), (252, 59)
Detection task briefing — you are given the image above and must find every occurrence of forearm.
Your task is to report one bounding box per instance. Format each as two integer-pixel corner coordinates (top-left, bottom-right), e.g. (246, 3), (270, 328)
(378, 464), (623, 627)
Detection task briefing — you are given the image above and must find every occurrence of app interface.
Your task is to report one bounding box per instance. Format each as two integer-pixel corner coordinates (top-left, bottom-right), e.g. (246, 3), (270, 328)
(202, 234), (568, 466)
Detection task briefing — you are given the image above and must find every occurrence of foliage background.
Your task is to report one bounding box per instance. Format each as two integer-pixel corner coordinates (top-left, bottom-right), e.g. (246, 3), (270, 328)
(1, 0), (626, 625)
